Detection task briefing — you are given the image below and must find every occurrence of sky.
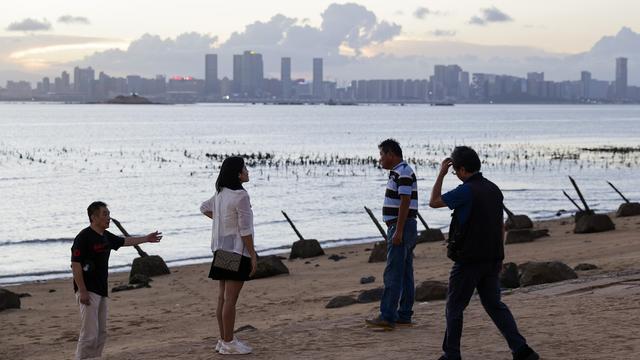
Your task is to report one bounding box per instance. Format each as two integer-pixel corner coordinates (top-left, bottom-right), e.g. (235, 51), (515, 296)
(1, 1), (639, 82)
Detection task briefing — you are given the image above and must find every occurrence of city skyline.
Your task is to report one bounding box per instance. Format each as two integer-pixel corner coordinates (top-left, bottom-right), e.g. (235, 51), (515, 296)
(1, 2), (640, 85)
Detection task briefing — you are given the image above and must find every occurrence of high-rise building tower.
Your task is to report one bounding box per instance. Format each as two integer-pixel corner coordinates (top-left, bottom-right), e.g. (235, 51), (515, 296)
(616, 57), (628, 100)
(281, 57), (292, 99)
(240, 51), (263, 98)
(581, 71), (591, 99)
(73, 66), (95, 98)
(205, 54), (219, 95)
(233, 54), (243, 94)
(313, 58), (323, 99)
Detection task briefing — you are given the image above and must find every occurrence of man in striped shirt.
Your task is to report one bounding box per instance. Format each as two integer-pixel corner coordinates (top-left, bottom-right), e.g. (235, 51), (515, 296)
(366, 139), (419, 329)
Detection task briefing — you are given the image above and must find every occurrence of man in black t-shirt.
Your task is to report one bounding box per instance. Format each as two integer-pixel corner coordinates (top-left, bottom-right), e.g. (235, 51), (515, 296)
(71, 201), (162, 360)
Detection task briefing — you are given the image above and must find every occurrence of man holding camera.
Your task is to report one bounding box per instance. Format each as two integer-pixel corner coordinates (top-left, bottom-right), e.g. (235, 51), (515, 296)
(429, 146), (539, 360)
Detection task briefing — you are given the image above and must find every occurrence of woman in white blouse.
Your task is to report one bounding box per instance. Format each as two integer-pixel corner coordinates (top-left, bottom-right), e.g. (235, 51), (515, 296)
(200, 156), (257, 355)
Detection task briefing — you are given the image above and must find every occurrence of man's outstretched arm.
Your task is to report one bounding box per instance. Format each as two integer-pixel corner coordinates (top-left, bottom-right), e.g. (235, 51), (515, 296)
(124, 231), (162, 246)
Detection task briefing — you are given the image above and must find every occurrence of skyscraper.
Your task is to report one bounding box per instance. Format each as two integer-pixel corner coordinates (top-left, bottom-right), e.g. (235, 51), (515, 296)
(240, 51), (263, 98)
(205, 54), (219, 95)
(313, 58), (323, 99)
(281, 57), (291, 99)
(432, 65), (446, 101)
(233, 54), (242, 94)
(581, 71), (591, 99)
(73, 66), (95, 98)
(616, 57), (628, 100)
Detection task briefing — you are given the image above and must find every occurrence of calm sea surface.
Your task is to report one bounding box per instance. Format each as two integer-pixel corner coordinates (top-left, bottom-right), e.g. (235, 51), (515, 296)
(1, 103), (639, 283)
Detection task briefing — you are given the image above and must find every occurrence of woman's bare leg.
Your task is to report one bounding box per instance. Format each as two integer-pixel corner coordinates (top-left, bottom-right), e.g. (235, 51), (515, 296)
(222, 280), (244, 342)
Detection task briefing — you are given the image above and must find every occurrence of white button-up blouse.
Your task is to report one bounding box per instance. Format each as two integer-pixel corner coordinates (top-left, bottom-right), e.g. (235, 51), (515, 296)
(200, 188), (254, 257)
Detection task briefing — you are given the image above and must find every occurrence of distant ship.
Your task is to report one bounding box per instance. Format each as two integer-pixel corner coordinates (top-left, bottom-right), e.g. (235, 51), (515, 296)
(430, 102), (455, 106)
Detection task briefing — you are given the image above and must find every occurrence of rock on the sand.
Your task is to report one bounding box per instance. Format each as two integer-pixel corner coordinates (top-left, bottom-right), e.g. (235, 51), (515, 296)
(357, 287), (384, 303)
(574, 263), (598, 271)
(360, 276), (376, 284)
(505, 215), (534, 230)
(368, 241), (387, 263)
(417, 229), (445, 243)
(616, 202), (640, 217)
(112, 283), (150, 293)
(519, 261), (578, 287)
(253, 256), (290, 279)
(574, 214), (615, 234)
(326, 295), (357, 308)
(129, 274), (152, 286)
(500, 262), (520, 289)
(328, 254), (346, 261)
(505, 229), (549, 244)
(129, 255), (170, 282)
(289, 239), (325, 259)
(414, 281), (447, 301)
(0, 288), (21, 311)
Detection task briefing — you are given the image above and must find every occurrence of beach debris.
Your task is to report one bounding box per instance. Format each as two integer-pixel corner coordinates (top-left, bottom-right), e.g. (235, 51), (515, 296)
(608, 181), (640, 217)
(500, 262), (520, 289)
(414, 281), (448, 301)
(253, 255), (290, 279)
(112, 218), (171, 281)
(235, 325), (257, 333)
(504, 205), (534, 230)
(574, 263), (598, 271)
(357, 287), (384, 303)
(49, 289), (56, 293)
(364, 206), (388, 263)
(17, 293), (31, 298)
(416, 211), (445, 243)
(518, 261), (578, 287)
(328, 254), (347, 261)
(565, 177), (615, 233)
(505, 229), (549, 244)
(0, 288), (21, 311)
(368, 241), (387, 263)
(326, 295), (358, 309)
(112, 282), (150, 293)
(360, 276), (376, 284)
(129, 274), (152, 286)
(282, 211), (325, 259)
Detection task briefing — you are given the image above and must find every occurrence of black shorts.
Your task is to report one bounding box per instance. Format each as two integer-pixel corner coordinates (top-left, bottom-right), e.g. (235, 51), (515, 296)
(208, 254), (252, 281)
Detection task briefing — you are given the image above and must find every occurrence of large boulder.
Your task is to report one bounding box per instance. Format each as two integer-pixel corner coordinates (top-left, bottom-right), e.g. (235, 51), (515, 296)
(0, 288), (21, 311)
(326, 295), (357, 309)
(289, 239), (325, 259)
(616, 202), (640, 217)
(505, 229), (549, 244)
(500, 262), (520, 289)
(357, 287), (384, 303)
(368, 241), (387, 263)
(505, 215), (534, 230)
(129, 255), (170, 282)
(519, 261), (578, 287)
(574, 214), (615, 234)
(253, 255), (289, 279)
(417, 229), (445, 243)
(414, 281), (447, 301)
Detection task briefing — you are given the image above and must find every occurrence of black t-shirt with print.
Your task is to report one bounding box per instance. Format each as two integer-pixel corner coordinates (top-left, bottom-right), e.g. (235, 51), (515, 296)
(71, 227), (124, 297)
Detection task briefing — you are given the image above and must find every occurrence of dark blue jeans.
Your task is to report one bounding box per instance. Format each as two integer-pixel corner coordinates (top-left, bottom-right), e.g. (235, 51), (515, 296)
(442, 261), (527, 359)
(380, 218), (417, 323)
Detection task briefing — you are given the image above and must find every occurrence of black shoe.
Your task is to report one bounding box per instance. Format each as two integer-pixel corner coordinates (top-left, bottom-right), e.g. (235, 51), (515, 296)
(513, 345), (539, 360)
(364, 315), (395, 330)
(396, 319), (415, 327)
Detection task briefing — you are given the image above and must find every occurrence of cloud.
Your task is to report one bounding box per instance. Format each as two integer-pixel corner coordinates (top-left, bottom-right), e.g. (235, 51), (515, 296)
(6, 18), (52, 32)
(431, 30), (456, 37)
(74, 3), (401, 78)
(469, 7), (513, 26)
(57, 15), (90, 25)
(414, 7), (431, 19)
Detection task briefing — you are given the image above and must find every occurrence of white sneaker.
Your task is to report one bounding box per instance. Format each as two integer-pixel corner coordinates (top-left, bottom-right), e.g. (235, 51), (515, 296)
(215, 339), (222, 352)
(219, 339), (252, 355)
(233, 336), (253, 353)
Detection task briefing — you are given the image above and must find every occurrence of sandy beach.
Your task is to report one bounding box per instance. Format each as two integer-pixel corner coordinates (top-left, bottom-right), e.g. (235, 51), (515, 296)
(2, 213), (640, 360)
